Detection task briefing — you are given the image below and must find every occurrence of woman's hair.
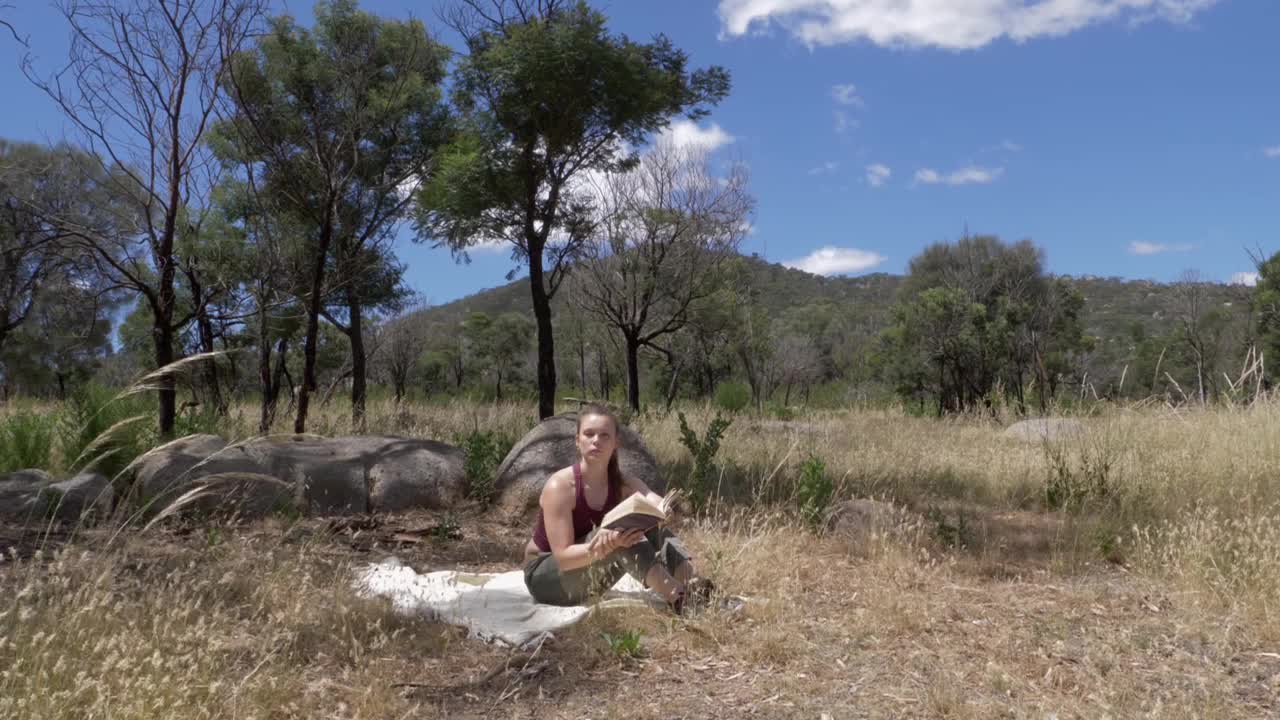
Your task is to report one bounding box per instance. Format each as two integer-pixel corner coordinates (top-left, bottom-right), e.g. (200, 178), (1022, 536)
(577, 403), (625, 493)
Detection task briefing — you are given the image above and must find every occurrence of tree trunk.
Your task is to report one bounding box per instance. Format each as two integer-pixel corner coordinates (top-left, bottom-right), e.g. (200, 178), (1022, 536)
(295, 204), (335, 434)
(153, 320), (176, 438)
(528, 248), (557, 420)
(495, 370), (503, 402)
(258, 301), (273, 433)
(664, 357), (682, 411)
(348, 290), (367, 432)
(624, 332), (641, 412)
(578, 342), (587, 394)
(188, 270), (225, 416)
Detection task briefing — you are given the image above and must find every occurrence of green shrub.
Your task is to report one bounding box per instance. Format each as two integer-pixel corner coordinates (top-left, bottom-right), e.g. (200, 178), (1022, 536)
(56, 383), (156, 482)
(455, 429), (512, 504)
(795, 454), (834, 528)
(713, 381), (750, 414)
(676, 411), (732, 510)
(0, 412), (56, 473)
(602, 629), (643, 659)
(925, 505), (973, 549)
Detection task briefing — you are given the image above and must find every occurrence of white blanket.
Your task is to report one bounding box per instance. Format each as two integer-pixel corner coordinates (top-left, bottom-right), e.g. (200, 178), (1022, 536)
(355, 557), (663, 647)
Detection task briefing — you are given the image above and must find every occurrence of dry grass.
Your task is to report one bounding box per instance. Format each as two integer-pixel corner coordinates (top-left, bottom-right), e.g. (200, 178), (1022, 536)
(2, 398), (1279, 718)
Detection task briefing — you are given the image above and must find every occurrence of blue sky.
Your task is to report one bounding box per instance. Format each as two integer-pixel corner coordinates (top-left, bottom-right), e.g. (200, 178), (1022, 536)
(2, 0), (1278, 305)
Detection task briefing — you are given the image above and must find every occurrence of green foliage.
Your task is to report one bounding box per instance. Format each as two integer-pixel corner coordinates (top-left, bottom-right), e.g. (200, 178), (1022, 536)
(454, 429), (513, 504)
(795, 454), (834, 528)
(881, 235), (1092, 414)
(0, 412), (56, 473)
(430, 512), (463, 541)
(713, 381), (750, 413)
(56, 383), (156, 482)
(925, 505), (973, 549)
(601, 629), (643, 659)
(676, 411), (732, 509)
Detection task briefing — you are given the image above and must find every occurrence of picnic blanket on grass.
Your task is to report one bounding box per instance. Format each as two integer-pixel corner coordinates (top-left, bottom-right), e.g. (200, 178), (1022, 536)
(355, 557), (664, 647)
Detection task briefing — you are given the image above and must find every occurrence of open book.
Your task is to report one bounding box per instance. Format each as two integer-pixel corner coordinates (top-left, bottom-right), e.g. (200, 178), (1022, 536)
(600, 490), (683, 533)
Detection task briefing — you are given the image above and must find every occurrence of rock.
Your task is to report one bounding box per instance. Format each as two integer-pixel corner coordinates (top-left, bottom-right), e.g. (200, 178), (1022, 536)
(132, 434), (269, 503)
(493, 412), (661, 515)
(1003, 418), (1086, 443)
(826, 499), (914, 542)
(183, 472), (296, 519)
(356, 437), (466, 513)
(0, 469), (54, 521)
(32, 471), (113, 522)
(241, 435), (366, 515)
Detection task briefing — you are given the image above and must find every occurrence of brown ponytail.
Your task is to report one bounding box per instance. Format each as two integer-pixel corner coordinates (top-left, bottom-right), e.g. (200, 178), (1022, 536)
(578, 403), (625, 494)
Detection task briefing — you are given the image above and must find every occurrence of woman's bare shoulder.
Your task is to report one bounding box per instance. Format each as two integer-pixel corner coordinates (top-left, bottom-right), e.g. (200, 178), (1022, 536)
(540, 467), (576, 501)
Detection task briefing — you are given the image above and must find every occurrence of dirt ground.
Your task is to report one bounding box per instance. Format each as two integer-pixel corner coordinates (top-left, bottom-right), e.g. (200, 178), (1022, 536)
(3, 507), (1277, 719)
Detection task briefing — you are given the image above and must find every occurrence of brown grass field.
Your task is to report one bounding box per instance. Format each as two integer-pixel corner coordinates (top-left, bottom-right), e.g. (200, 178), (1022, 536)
(2, 399), (1279, 718)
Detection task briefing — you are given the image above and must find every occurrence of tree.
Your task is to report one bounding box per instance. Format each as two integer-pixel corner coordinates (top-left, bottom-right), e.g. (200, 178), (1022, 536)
(463, 310), (534, 400)
(574, 142), (753, 411)
(215, 0), (451, 433)
(0, 270), (116, 399)
(26, 0), (263, 437)
(881, 235), (1089, 414)
(418, 0), (730, 419)
(0, 141), (84, 357)
(1252, 251), (1280, 387)
(376, 299), (430, 403)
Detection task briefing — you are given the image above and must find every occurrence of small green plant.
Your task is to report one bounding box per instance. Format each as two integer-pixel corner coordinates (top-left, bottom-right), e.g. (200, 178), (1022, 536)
(430, 512), (463, 541)
(925, 505), (972, 549)
(796, 454), (834, 528)
(677, 411), (732, 510)
(602, 629), (643, 659)
(713, 381), (750, 414)
(0, 412), (56, 472)
(56, 382), (156, 482)
(455, 429), (511, 504)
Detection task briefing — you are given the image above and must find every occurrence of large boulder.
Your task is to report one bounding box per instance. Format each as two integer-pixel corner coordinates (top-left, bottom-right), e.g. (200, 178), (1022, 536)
(350, 437), (466, 513)
(493, 412), (661, 516)
(182, 472), (296, 519)
(132, 434), (269, 503)
(1003, 418), (1086, 443)
(240, 434), (467, 516)
(0, 469), (53, 521)
(32, 471), (113, 522)
(241, 435), (366, 515)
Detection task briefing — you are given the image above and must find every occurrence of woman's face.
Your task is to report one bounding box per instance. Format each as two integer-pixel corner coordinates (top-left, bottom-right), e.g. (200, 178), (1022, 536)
(576, 413), (618, 463)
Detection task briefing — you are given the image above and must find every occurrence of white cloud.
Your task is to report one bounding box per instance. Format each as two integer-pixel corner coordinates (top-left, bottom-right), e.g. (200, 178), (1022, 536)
(865, 163), (891, 187)
(1230, 271), (1259, 286)
(783, 246), (887, 275)
(808, 161), (839, 175)
(831, 83), (864, 107)
(1127, 241), (1194, 255)
(1264, 146), (1280, 159)
(717, 0), (1221, 51)
(661, 120), (735, 152)
(1001, 139), (1024, 152)
(913, 165), (1003, 186)
(833, 110), (857, 134)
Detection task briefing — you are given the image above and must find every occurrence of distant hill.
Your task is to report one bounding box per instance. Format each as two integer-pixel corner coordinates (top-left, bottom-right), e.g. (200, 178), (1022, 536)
(414, 253), (1252, 345)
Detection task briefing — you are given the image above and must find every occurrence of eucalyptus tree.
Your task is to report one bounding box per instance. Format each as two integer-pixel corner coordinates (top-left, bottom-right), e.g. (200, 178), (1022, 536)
(25, 0), (264, 436)
(573, 142), (753, 412)
(215, 0), (452, 432)
(418, 0), (730, 419)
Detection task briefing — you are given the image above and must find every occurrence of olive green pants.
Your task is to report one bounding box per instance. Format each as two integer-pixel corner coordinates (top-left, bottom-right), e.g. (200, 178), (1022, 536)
(523, 526), (692, 606)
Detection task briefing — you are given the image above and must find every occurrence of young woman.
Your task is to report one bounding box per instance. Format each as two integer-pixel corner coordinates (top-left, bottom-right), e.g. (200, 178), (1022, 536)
(523, 404), (709, 612)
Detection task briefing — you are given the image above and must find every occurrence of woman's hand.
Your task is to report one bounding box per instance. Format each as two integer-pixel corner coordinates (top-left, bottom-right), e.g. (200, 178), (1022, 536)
(587, 528), (646, 560)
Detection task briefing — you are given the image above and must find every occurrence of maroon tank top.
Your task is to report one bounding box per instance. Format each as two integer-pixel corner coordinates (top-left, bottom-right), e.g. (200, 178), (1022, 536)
(531, 462), (620, 553)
